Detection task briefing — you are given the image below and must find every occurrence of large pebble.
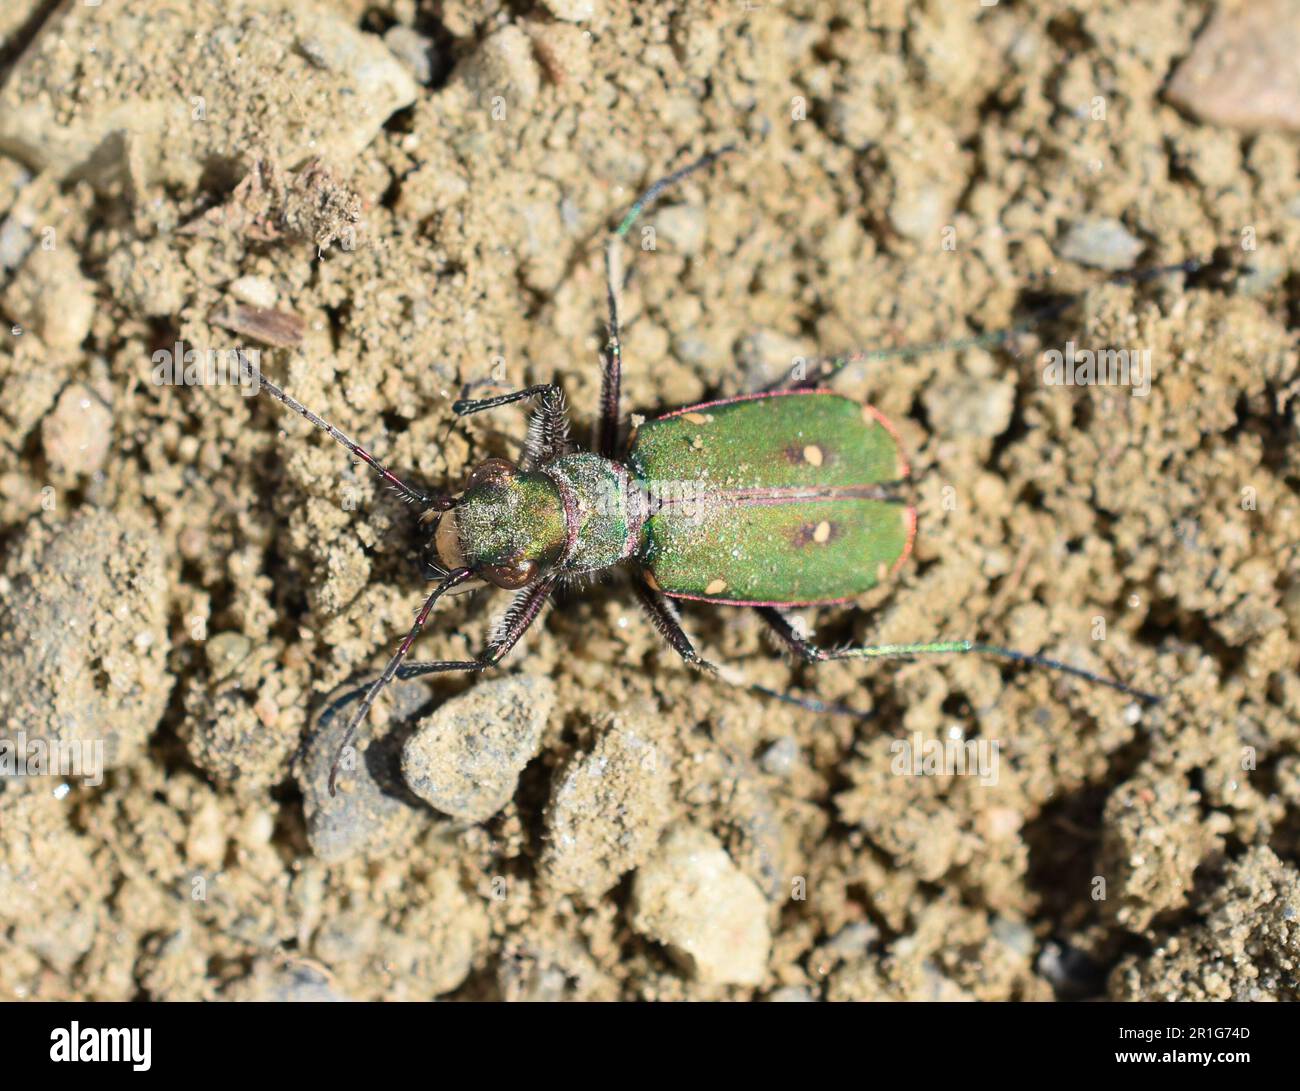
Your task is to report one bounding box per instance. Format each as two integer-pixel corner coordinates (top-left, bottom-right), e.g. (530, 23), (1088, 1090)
(297, 678), (430, 864)
(455, 26), (541, 108)
(0, 0), (416, 189)
(2, 246), (95, 353)
(0, 511), (169, 771)
(630, 825), (771, 987)
(1167, 0), (1300, 132)
(401, 676), (556, 823)
(541, 712), (673, 897)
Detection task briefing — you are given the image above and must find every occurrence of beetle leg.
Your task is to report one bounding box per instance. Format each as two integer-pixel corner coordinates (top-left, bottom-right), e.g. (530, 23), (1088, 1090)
(631, 592), (870, 715)
(598, 145), (737, 457)
(327, 568), (475, 794)
(452, 383), (562, 417)
(453, 383), (573, 468)
(397, 576), (557, 681)
(324, 577), (558, 796)
(768, 260), (1204, 392)
(525, 386), (574, 466)
(632, 577), (719, 675)
(625, 591), (871, 715)
(484, 575), (557, 660)
(755, 606), (1160, 703)
(596, 237), (623, 458)
(755, 606), (827, 663)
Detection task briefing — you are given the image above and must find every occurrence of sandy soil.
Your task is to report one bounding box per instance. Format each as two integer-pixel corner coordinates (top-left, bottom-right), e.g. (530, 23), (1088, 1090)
(0, 0), (1297, 1000)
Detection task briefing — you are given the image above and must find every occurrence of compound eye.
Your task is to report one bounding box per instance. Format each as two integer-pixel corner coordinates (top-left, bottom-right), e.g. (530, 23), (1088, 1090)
(481, 558), (538, 590)
(467, 458), (517, 489)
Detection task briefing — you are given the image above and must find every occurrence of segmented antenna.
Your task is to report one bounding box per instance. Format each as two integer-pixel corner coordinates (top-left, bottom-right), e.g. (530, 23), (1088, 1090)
(241, 351), (452, 511)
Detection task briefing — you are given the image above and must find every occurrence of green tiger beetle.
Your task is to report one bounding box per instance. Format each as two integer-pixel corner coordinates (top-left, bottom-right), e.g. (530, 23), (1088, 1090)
(250, 146), (1173, 795)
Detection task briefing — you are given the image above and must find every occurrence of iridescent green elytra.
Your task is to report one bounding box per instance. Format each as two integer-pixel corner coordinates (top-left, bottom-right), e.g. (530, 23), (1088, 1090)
(251, 144), (1162, 796)
(628, 392), (914, 604)
(435, 390), (915, 604)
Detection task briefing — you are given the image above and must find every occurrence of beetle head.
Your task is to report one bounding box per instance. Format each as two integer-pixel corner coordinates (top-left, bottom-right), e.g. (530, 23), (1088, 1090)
(435, 458), (567, 588)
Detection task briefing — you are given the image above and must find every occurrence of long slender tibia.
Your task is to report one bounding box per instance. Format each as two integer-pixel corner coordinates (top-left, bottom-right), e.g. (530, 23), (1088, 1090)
(613, 143), (739, 240)
(796, 258), (1203, 389)
(243, 352), (449, 510)
(827, 640), (1161, 703)
(328, 567), (474, 796)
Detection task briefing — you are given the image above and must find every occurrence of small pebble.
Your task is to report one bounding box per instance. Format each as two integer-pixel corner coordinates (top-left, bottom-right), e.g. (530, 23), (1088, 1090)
(41, 384), (112, 477)
(1057, 216), (1143, 271)
(630, 825), (771, 986)
(889, 184), (947, 242)
(825, 89), (886, 150)
(652, 203), (707, 257)
(759, 737), (800, 777)
(541, 0), (601, 22)
(3, 246), (96, 352)
(736, 328), (815, 392)
(530, 23), (592, 90)
(204, 631), (252, 679)
(227, 275), (278, 310)
(185, 798), (227, 869)
(236, 961), (350, 1002)
(457, 25), (541, 107)
(921, 374), (1015, 439)
(1281, 584), (1300, 637)
(991, 917), (1035, 960)
(0, 211), (33, 272)
(824, 921), (880, 956)
(383, 25), (438, 86)
(766, 986), (816, 1002)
